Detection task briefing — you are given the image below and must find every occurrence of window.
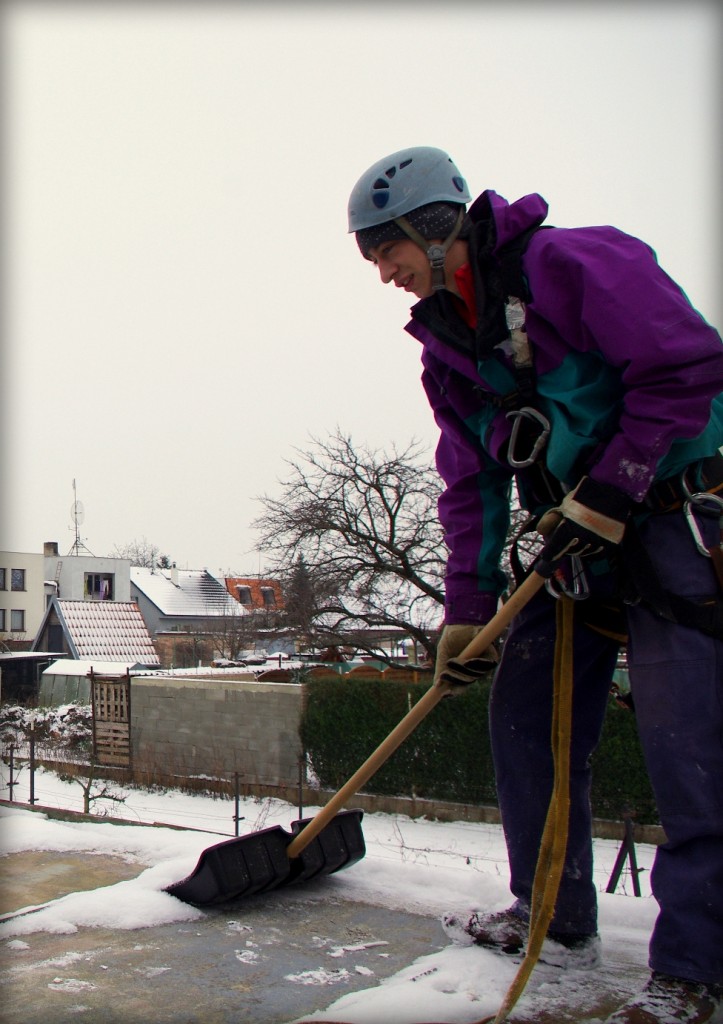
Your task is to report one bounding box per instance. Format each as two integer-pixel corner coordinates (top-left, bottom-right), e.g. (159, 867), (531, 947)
(260, 586), (276, 608)
(11, 609), (25, 632)
(236, 585), (253, 605)
(0, 609), (5, 630)
(0, 568), (6, 590)
(11, 569), (26, 592)
(84, 573), (114, 600)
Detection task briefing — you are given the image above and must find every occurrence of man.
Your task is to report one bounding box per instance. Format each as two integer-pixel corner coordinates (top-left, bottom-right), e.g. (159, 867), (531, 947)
(348, 146), (723, 1023)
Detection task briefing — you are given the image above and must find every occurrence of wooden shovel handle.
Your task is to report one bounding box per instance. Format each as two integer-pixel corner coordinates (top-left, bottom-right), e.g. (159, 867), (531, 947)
(286, 571), (546, 859)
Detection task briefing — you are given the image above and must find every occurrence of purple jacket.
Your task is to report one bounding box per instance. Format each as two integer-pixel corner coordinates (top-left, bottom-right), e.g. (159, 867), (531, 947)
(405, 190), (723, 624)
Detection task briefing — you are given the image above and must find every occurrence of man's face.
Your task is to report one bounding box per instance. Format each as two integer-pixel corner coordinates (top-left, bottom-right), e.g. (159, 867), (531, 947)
(366, 238), (438, 300)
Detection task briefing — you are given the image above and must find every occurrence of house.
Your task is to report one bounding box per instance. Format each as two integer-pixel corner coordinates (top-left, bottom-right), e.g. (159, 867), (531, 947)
(43, 541), (132, 603)
(1, 542), (132, 650)
(131, 566), (246, 668)
(0, 549), (46, 646)
(131, 566), (243, 633)
(32, 597), (160, 667)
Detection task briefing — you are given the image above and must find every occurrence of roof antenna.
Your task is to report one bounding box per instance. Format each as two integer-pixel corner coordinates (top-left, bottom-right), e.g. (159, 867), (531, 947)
(68, 479), (94, 556)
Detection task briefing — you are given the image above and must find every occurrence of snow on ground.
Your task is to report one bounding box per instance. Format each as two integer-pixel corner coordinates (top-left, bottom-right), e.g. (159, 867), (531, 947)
(0, 764), (657, 1023)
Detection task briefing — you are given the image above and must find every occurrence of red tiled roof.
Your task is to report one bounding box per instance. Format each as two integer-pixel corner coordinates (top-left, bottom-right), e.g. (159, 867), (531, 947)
(56, 600), (160, 664)
(225, 578), (284, 611)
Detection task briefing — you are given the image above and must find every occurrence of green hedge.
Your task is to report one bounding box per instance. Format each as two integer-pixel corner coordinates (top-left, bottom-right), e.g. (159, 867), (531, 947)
(300, 676), (659, 824)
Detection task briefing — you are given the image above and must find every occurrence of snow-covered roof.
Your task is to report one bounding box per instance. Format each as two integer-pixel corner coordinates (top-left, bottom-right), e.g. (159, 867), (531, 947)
(131, 566), (243, 618)
(52, 600), (160, 664)
(42, 659), (148, 677)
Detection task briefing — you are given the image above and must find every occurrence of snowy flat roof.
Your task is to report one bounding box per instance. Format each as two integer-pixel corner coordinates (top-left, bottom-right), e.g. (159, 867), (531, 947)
(41, 659), (146, 677)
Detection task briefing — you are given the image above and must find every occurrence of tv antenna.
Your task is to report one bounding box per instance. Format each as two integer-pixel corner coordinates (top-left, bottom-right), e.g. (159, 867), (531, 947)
(68, 479), (94, 555)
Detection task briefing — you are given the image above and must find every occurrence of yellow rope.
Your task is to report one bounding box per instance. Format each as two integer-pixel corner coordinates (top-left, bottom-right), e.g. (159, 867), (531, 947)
(478, 595), (575, 1024)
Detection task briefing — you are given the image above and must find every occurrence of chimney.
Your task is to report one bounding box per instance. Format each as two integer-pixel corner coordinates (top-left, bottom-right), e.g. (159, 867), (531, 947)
(44, 541), (59, 556)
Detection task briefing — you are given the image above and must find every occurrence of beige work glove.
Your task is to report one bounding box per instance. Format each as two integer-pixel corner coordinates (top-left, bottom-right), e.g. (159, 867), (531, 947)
(433, 624), (499, 695)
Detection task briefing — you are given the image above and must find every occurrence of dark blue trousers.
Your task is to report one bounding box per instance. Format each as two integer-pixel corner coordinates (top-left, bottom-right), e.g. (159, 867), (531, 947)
(489, 507), (723, 984)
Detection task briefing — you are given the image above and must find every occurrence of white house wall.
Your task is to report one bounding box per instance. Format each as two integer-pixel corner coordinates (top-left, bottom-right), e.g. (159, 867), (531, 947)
(0, 551), (46, 642)
(45, 553), (132, 602)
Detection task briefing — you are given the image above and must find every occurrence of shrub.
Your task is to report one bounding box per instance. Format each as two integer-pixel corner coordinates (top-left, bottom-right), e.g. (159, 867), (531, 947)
(301, 676), (659, 824)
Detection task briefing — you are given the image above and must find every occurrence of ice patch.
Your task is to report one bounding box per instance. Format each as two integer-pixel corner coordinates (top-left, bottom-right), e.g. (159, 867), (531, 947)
(235, 948), (260, 964)
(285, 967), (352, 986)
(328, 940), (389, 958)
(48, 977), (96, 993)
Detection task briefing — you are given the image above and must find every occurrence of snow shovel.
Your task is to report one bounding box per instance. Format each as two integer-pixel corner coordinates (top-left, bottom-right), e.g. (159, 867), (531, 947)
(166, 571), (546, 906)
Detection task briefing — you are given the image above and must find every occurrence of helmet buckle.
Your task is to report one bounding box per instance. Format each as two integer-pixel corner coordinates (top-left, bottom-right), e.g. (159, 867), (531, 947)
(426, 244), (447, 269)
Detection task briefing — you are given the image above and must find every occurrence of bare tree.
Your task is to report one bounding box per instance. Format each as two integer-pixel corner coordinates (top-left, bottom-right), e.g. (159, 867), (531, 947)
(110, 536), (172, 568)
(206, 605), (259, 662)
(254, 432), (546, 665)
(254, 432), (447, 663)
(56, 760), (128, 815)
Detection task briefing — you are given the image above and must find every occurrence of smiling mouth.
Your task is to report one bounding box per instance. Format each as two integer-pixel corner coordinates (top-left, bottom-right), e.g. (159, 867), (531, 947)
(396, 276), (413, 291)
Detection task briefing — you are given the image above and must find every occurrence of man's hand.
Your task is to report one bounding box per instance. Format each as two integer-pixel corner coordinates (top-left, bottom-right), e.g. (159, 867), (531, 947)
(536, 476), (631, 578)
(434, 624), (498, 695)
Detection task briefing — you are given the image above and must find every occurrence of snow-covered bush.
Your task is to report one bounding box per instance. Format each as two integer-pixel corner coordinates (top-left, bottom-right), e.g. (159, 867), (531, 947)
(0, 703), (93, 752)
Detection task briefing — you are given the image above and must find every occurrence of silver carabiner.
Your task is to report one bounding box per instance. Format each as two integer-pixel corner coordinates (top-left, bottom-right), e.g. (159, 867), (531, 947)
(544, 555), (591, 601)
(683, 490), (723, 558)
(506, 407), (551, 469)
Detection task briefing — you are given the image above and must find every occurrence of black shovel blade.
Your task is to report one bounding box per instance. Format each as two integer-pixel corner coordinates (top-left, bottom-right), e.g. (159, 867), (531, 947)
(165, 809), (366, 906)
(165, 823), (293, 906)
(288, 809), (366, 884)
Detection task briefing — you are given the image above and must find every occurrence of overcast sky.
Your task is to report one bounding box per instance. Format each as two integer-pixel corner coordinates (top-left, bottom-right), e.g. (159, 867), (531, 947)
(2, 1), (720, 575)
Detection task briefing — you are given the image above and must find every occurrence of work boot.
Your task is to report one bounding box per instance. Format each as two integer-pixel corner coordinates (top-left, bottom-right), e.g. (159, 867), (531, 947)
(604, 972), (723, 1023)
(442, 906), (601, 969)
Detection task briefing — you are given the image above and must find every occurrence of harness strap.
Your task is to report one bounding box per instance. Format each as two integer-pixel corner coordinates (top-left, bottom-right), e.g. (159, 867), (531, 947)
(635, 451), (723, 514)
(621, 521), (723, 641)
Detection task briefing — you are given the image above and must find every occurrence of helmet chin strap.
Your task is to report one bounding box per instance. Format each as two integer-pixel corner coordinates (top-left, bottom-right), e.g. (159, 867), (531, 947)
(394, 207), (465, 291)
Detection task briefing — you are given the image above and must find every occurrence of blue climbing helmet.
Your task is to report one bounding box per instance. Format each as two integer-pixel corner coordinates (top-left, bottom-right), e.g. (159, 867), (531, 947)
(347, 146), (471, 290)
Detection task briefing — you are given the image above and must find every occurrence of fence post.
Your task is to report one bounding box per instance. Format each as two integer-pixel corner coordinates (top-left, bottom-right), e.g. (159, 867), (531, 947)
(606, 810), (643, 896)
(234, 773), (241, 837)
(298, 755), (305, 819)
(7, 745), (15, 802)
(29, 726), (36, 805)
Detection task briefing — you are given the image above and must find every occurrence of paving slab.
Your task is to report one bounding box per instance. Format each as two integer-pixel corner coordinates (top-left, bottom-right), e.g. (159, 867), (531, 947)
(0, 851), (141, 915)
(0, 851), (650, 1024)
(0, 852), (444, 1024)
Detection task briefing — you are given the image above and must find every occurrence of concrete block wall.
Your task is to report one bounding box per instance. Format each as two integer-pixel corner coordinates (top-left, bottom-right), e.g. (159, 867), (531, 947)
(130, 676), (304, 786)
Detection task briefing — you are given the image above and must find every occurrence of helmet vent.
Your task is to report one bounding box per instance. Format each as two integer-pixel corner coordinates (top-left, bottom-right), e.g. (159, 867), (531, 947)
(372, 177), (391, 208)
(452, 176), (466, 193)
